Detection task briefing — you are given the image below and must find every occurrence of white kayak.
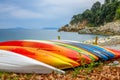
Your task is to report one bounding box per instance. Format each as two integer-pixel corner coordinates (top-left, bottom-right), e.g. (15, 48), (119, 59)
(0, 50), (65, 74)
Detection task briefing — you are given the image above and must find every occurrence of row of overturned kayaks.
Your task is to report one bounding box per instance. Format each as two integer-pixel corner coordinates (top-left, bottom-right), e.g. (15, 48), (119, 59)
(0, 40), (120, 74)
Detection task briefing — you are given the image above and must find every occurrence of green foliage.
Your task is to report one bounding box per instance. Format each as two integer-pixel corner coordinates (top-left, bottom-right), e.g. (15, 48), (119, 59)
(72, 61), (103, 77)
(111, 0), (118, 3)
(91, 1), (101, 12)
(115, 7), (120, 19)
(105, 0), (110, 4)
(69, 0), (120, 27)
(70, 14), (83, 24)
(82, 9), (92, 21)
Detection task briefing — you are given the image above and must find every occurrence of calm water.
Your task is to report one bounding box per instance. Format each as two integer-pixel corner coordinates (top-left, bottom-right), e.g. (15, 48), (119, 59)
(0, 29), (106, 42)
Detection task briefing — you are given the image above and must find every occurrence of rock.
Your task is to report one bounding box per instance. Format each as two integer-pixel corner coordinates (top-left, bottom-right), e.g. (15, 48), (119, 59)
(97, 21), (120, 35)
(107, 61), (119, 66)
(108, 63), (114, 66)
(113, 61), (119, 65)
(58, 21), (86, 32)
(84, 35), (120, 49)
(78, 28), (91, 34)
(59, 21), (120, 35)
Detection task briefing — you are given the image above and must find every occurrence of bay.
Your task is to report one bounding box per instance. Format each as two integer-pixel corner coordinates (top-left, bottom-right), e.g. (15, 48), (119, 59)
(0, 29), (106, 42)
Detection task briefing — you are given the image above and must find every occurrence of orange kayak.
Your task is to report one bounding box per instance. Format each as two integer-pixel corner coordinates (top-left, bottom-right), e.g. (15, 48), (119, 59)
(0, 46), (80, 69)
(0, 40), (81, 62)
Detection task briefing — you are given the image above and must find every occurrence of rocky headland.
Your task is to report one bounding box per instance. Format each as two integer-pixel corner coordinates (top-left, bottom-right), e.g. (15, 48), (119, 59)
(58, 21), (120, 35)
(79, 21), (120, 35)
(58, 21), (87, 32)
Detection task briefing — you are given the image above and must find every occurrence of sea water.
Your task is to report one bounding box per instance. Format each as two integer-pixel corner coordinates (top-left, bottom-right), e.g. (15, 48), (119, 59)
(0, 29), (106, 42)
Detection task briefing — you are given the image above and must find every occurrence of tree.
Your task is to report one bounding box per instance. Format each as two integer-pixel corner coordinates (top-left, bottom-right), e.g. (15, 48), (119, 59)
(82, 9), (92, 21)
(105, 5), (114, 22)
(105, 0), (110, 4)
(68, 0), (120, 27)
(100, 1), (118, 22)
(115, 8), (120, 19)
(111, 0), (118, 3)
(70, 14), (83, 24)
(91, 1), (101, 12)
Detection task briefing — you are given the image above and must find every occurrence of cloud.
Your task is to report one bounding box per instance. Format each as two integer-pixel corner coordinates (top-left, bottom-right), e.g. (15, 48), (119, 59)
(0, 4), (42, 19)
(0, 4), (15, 13)
(36, 0), (104, 19)
(11, 9), (42, 18)
(40, 0), (104, 12)
(0, 0), (104, 19)
(0, 0), (105, 29)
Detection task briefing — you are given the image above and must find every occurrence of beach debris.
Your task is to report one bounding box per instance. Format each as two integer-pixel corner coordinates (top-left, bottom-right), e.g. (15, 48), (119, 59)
(108, 61), (119, 66)
(113, 61), (119, 65)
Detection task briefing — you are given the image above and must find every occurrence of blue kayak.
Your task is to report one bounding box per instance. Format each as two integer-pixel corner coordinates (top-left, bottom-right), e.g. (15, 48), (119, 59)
(80, 43), (115, 59)
(53, 41), (109, 61)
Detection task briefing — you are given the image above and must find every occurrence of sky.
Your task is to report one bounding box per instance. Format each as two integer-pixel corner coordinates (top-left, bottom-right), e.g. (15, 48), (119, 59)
(0, 0), (104, 29)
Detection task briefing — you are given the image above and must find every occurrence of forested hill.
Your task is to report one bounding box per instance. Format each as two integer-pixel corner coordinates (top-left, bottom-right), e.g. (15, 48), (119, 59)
(58, 0), (120, 33)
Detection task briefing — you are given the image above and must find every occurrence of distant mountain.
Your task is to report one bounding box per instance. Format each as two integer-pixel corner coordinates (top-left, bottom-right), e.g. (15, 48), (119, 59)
(0, 27), (27, 30)
(0, 27), (58, 30)
(42, 27), (58, 30)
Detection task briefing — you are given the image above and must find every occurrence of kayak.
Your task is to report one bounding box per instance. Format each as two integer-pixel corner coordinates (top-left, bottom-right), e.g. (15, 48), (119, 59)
(48, 41), (99, 63)
(77, 43), (115, 59)
(0, 46), (79, 69)
(0, 39), (119, 74)
(0, 40), (81, 62)
(0, 50), (65, 74)
(51, 42), (93, 64)
(49, 41), (99, 61)
(52, 40), (109, 61)
(106, 48), (120, 58)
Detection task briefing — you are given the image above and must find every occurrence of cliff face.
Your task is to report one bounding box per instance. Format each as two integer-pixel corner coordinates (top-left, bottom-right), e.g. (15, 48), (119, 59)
(58, 21), (120, 35)
(78, 21), (120, 35)
(58, 21), (87, 32)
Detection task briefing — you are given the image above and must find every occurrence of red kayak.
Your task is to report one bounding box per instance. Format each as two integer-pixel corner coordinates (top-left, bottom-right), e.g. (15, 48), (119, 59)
(106, 48), (120, 58)
(0, 46), (80, 69)
(0, 40), (81, 62)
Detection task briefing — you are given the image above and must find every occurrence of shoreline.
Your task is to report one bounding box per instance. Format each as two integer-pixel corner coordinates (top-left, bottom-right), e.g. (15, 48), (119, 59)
(84, 35), (120, 50)
(59, 21), (120, 36)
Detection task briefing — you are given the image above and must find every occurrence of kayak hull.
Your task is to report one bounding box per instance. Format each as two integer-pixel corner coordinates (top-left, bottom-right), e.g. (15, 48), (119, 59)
(0, 46), (78, 69)
(0, 50), (65, 74)
(0, 40), (80, 62)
